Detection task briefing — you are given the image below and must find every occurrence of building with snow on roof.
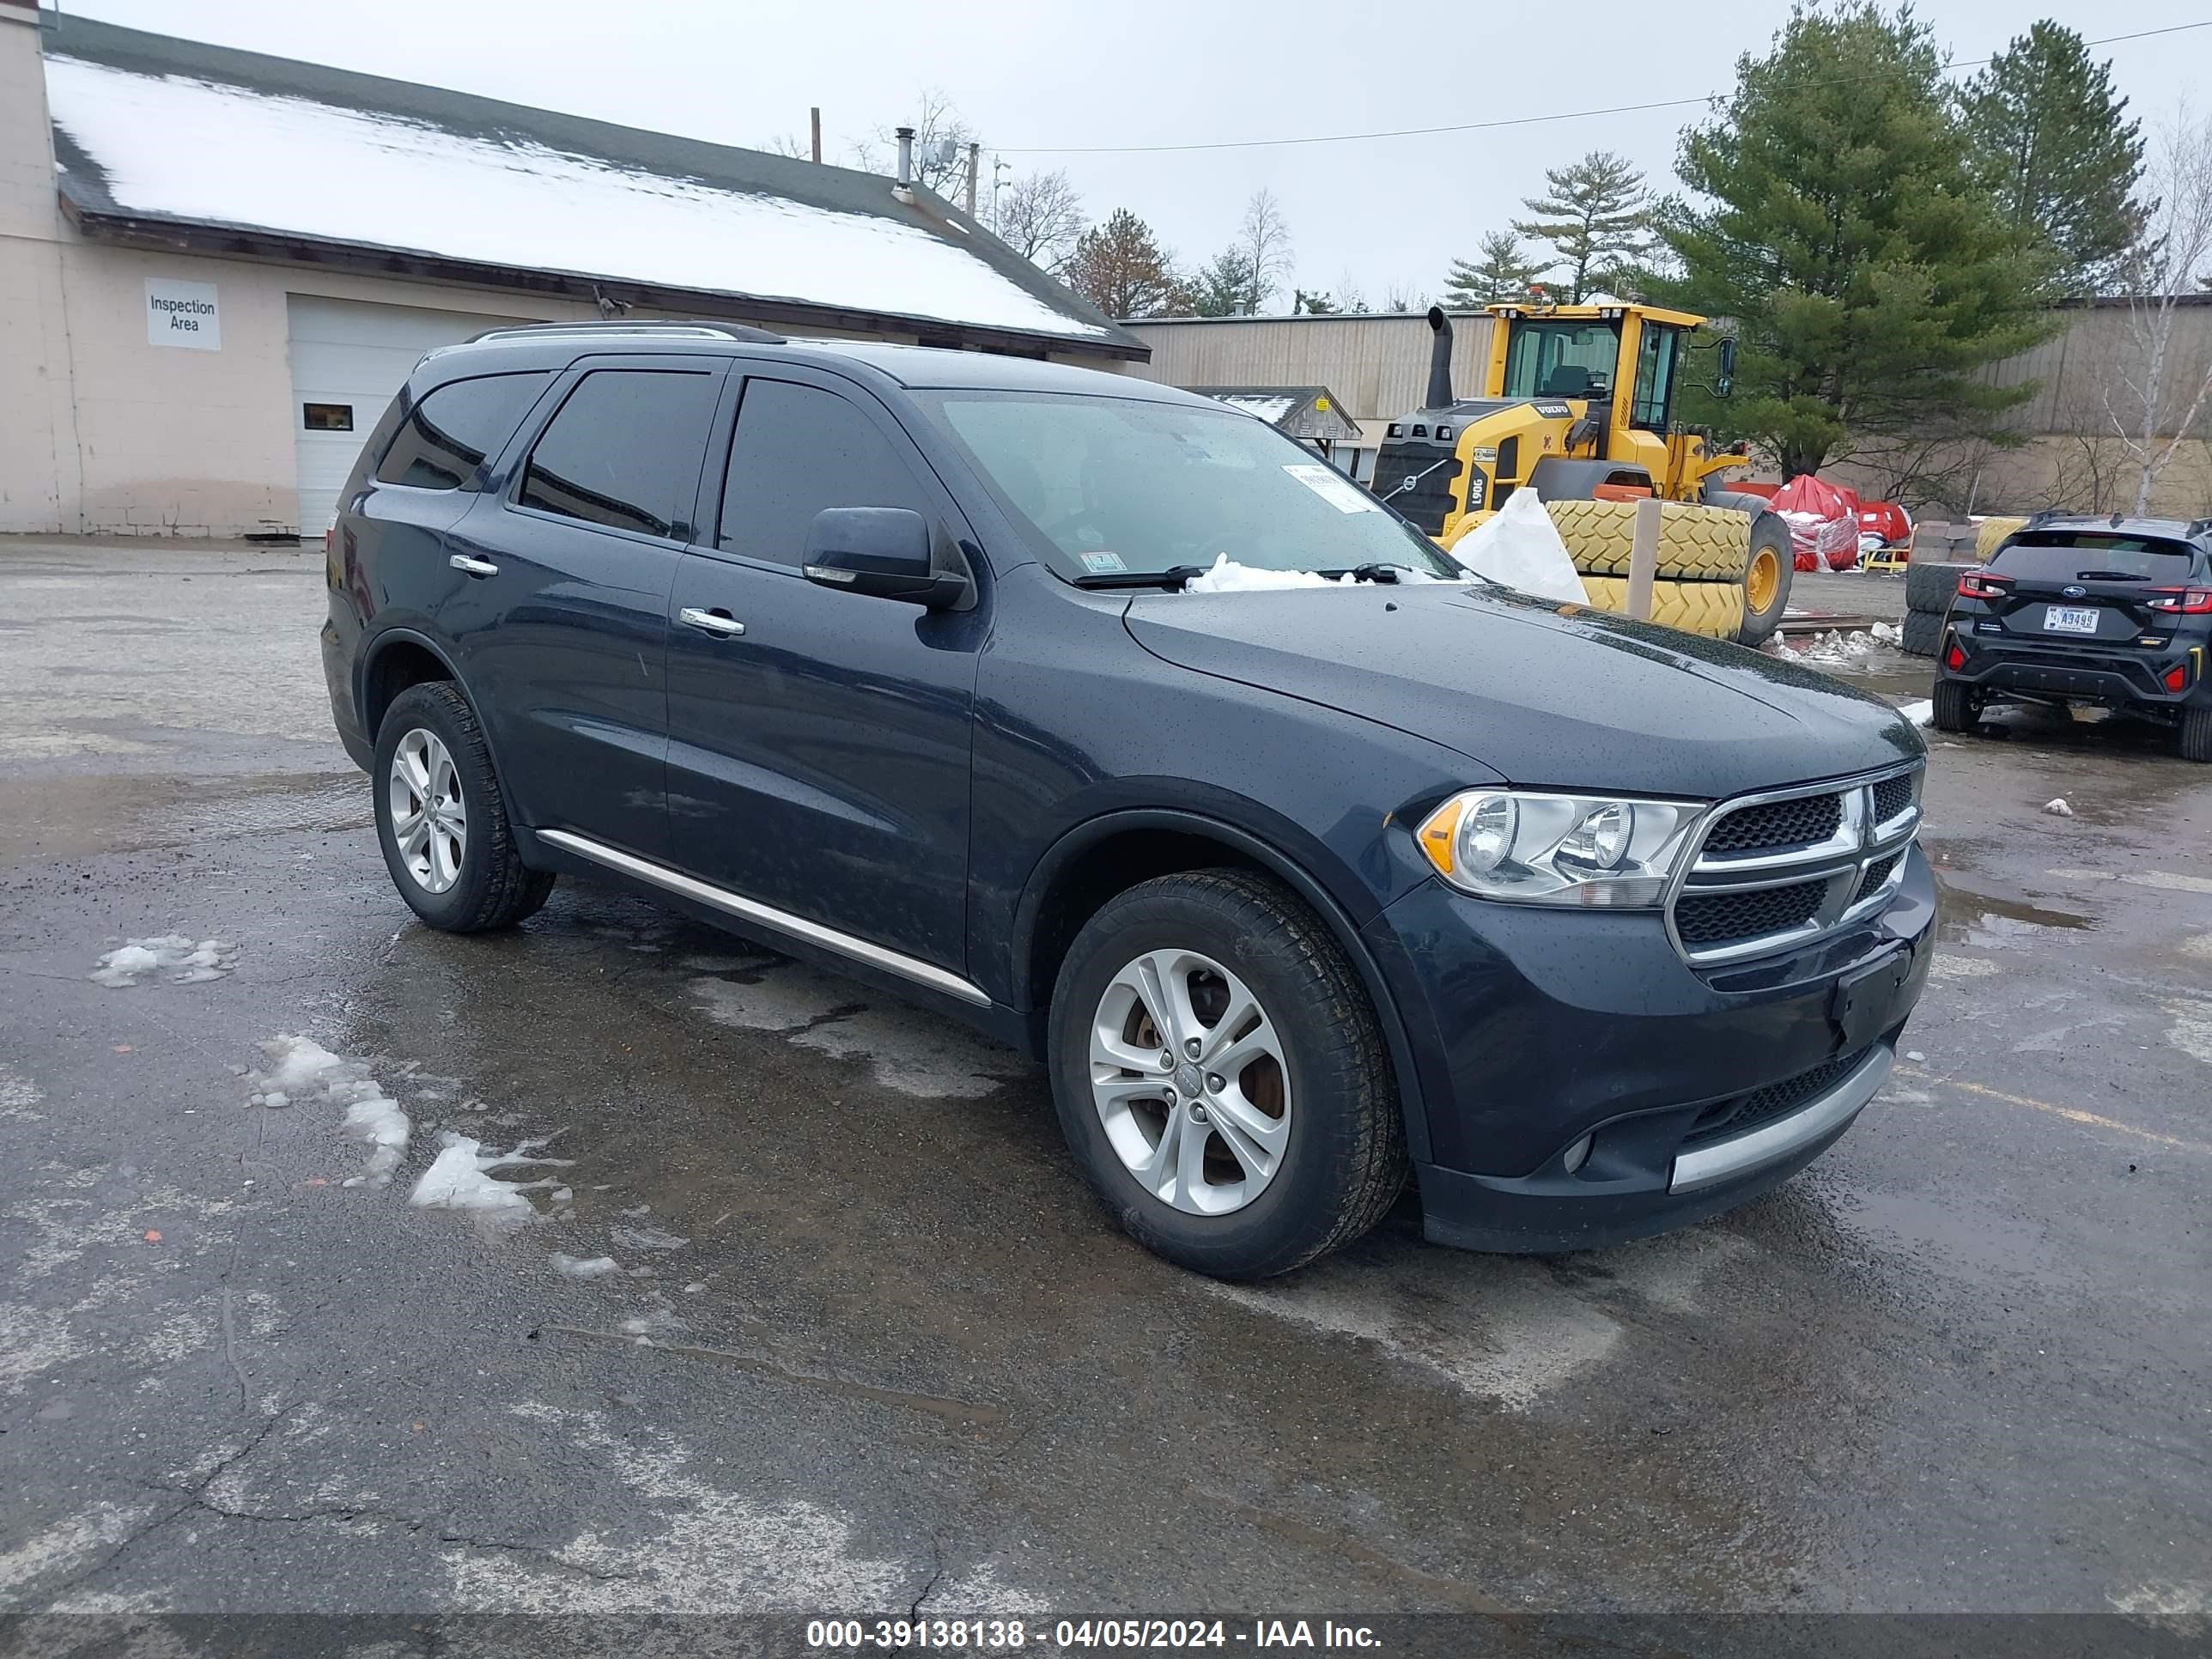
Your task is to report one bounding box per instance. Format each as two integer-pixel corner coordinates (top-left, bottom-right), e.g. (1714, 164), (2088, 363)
(0, 3), (1142, 537)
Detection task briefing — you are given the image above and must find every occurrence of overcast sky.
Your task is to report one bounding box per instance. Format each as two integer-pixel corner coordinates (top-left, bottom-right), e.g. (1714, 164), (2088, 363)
(64, 0), (2212, 311)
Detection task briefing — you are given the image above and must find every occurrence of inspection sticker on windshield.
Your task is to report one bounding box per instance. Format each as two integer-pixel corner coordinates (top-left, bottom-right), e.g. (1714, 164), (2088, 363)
(1079, 550), (1127, 574)
(1283, 464), (1377, 514)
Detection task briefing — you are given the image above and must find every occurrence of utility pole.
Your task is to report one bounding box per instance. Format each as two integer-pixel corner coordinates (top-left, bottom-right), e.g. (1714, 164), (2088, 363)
(963, 142), (980, 218)
(809, 106), (821, 164)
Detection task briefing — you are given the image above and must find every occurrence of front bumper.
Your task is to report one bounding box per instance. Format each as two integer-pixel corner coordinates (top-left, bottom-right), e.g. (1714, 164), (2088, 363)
(1364, 847), (1935, 1254)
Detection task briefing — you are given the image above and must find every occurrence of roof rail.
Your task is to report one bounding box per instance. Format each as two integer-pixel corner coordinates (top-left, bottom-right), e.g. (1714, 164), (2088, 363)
(463, 320), (787, 344)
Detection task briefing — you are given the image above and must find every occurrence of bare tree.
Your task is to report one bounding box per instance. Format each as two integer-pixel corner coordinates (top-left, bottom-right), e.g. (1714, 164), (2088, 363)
(1382, 281), (1426, 313)
(1331, 268), (1370, 313)
(854, 89), (975, 196)
(2108, 105), (2212, 513)
(761, 133), (811, 159)
(1232, 189), (1294, 312)
(995, 169), (1086, 271)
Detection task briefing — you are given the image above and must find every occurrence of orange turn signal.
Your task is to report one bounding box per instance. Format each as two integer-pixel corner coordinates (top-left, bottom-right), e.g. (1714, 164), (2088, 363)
(1417, 798), (1464, 877)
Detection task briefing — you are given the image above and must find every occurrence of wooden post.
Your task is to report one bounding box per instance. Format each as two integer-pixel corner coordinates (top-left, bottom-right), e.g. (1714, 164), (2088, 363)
(809, 106), (822, 164)
(1627, 497), (1662, 621)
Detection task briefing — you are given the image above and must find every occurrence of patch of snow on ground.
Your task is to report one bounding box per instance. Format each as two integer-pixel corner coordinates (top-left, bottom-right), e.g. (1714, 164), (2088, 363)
(410, 1133), (572, 1228)
(251, 1036), (412, 1188)
(1182, 555), (1352, 593)
(2044, 797), (2075, 817)
(1896, 699), (1935, 727)
(2160, 1000), (2212, 1066)
(550, 1253), (620, 1279)
(89, 934), (237, 988)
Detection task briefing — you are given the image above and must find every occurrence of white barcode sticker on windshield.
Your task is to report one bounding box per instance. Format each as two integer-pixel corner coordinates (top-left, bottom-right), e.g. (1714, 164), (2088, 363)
(1282, 463), (1378, 514)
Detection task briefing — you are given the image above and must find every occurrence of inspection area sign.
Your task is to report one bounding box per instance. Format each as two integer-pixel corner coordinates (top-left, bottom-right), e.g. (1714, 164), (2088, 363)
(145, 276), (220, 349)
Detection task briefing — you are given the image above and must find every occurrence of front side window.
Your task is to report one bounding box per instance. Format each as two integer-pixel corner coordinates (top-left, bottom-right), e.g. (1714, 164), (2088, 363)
(374, 372), (550, 490)
(918, 392), (1459, 582)
(519, 369), (720, 538)
(1629, 325), (1680, 428)
(1501, 320), (1621, 401)
(719, 380), (932, 565)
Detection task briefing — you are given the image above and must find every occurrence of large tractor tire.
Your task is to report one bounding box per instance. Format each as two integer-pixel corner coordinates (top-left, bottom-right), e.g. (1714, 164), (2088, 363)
(1577, 574), (1747, 640)
(1906, 559), (1973, 614)
(1899, 609), (1946, 658)
(1735, 509), (1794, 647)
(1544, 498), (1752, 582)
(1974, 516), (2028, 560)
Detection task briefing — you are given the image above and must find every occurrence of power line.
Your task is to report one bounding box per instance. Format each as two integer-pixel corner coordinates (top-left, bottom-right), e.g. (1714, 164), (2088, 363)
(994, 19), (2212, 156)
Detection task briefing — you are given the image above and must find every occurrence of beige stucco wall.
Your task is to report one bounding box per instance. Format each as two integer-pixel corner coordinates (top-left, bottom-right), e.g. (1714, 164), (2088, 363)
(0, 8), (1119, 538)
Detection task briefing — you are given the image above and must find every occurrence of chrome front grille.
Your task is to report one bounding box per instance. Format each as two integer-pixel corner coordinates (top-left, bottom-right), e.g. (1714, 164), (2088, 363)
(1667, 763), (1922, 966)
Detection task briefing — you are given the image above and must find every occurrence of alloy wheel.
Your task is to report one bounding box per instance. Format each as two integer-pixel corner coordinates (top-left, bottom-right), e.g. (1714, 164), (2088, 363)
(1089, 948), (1292, 1216)
(388, 727), (466, 895)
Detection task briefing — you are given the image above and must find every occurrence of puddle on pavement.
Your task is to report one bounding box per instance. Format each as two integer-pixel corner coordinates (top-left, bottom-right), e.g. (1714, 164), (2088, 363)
(1933, 867), (2096, 950)
(0, 768), (367, 863)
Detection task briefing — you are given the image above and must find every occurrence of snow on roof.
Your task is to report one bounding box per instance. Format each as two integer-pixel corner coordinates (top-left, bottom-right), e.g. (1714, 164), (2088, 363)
(1214, 394), (1297, 424)
(46, 52), (1113, 342)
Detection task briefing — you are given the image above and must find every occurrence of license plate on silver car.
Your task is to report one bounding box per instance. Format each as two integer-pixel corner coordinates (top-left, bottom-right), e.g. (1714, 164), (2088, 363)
(2043, 605), (2099, 634)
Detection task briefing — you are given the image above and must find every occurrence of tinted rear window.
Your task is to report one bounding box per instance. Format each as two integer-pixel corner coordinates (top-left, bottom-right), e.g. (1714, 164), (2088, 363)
(519, 369), (720, 538)
(374, 373), (550, 490)
(1990, 534), (2198, 582)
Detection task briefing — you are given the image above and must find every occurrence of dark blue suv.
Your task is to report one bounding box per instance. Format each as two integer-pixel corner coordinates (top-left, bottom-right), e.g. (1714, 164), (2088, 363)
(322, 322), (1934, 1278)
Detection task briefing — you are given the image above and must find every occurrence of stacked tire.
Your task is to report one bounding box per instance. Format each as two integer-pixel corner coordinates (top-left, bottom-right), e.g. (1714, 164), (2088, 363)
(1538, 498), (1792, 646)
(1901, 556), (1969, 658)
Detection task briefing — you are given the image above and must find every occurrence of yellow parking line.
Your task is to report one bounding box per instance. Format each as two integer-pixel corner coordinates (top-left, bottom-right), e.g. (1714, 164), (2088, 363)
(1899, 1066), (2212, 1156)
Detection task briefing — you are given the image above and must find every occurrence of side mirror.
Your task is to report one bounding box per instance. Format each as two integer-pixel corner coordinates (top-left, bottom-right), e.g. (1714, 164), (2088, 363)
(801, 507), (970, 608)
(1715, 337), (1737, 398)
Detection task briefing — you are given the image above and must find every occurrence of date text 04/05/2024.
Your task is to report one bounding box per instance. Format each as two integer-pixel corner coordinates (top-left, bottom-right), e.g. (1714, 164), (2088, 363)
(804, 1618), (1383, 1649)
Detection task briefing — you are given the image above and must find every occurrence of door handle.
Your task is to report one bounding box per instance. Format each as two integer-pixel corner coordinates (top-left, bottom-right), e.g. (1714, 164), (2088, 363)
(679, 606), (746, 638)
(449, 554), (499, 578)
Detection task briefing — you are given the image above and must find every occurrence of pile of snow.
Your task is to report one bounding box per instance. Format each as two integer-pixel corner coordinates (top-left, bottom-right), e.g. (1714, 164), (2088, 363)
(1895, 699), (1936, 727)
(2045, 798), (2075, 817)
(1869, 621), (1902, 646)
(90, 935), (237, 988)
(550, 1253), (620, 1280)
(410, 1133), (572, 1229)
(251, 1035), (413, 1188)
(1184, 556), (1352, 593)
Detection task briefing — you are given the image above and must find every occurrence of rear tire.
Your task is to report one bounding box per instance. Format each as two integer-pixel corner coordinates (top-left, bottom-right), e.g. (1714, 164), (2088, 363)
(374, 682), (555, 933)
(2182, 705), (2212, 763)
(1048, 870), (1407, 1279)
(1932, 678), (1978, 735)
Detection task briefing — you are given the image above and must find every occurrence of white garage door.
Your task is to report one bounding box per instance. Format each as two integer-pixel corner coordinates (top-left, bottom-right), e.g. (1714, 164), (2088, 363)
(286, 295), (538, 536)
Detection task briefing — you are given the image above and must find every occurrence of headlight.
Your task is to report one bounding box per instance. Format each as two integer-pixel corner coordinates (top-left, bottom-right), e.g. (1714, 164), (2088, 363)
(1415, 790), (1707, 907)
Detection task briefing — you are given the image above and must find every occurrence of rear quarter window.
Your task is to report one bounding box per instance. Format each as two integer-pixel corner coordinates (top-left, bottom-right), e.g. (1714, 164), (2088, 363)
(374, 372), (552, 491)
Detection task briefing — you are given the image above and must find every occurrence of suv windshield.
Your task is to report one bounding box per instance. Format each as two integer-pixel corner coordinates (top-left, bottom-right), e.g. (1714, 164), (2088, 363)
(1991, 533), (2200, 583)
(1502, 320), (1621, 400)
(918, 392), (1459, 582)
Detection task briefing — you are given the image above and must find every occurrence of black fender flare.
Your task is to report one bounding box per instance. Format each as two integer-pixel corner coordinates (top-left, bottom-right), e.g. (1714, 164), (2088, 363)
(356, 627), (520, 810)
(1012, 805), (1437, 1165)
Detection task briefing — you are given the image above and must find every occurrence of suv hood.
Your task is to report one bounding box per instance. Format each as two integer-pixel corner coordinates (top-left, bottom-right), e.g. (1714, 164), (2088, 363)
(1123, 584), (1922, 799)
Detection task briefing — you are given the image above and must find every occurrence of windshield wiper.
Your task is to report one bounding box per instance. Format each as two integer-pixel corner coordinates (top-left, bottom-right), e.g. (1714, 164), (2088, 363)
(1070, 564), (1205, 590)
(1318, 562), (1414, 584)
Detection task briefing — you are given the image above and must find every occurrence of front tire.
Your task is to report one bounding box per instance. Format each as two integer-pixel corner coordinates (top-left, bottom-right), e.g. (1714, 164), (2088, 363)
(1048, 870), (1407, 1279)
(373, 682), (554, 932)
(1931, 678), (1978, 735)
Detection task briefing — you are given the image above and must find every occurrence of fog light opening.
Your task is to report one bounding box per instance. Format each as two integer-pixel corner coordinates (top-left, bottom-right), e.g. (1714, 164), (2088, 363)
(1562, 1133), (1594, 1174)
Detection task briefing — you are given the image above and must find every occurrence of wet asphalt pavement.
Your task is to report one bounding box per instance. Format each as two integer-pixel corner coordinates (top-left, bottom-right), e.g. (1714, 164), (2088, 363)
(1, 540), (2207, 1632)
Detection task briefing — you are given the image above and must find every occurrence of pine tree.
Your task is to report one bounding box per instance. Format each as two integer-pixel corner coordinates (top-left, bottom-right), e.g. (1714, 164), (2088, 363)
(1656, 3), (2057, 478)
(1443, 231), (1546, 307)
(1190, 248), (1259, 317)
(1512, 152), (1650, 301)
(1960, 22), (2147, 296)
(1064, 209), (1186, 319)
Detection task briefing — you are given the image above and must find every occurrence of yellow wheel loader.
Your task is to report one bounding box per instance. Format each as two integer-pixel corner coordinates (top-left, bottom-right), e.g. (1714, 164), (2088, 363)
(1372, 301), (1793, 644)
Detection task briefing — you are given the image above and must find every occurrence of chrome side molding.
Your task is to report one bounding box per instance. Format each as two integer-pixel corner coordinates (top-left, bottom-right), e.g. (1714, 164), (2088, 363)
(535, 829), (991, 1007)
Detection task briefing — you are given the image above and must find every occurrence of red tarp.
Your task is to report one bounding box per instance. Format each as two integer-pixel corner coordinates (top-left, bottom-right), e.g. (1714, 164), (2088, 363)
(1771, 475), (1862, 571)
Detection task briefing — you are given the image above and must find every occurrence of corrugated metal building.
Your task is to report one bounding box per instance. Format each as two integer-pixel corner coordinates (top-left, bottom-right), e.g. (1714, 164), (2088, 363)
(1127, 301), (2212, 515)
